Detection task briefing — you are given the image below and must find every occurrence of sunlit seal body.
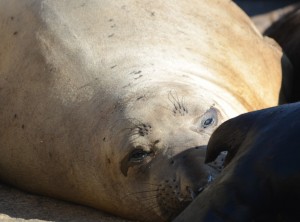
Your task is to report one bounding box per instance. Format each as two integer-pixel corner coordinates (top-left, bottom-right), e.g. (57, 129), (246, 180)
(0, 0), (292, 221)
(174, 102), (300, 222)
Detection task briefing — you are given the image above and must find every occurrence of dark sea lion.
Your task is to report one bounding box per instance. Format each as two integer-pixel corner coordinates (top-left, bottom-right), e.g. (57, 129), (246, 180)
(174, 102), (300, 222)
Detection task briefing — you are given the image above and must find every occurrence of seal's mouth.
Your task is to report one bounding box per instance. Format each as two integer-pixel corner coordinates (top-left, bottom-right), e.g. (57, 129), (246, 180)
(189, 174), (213, 200)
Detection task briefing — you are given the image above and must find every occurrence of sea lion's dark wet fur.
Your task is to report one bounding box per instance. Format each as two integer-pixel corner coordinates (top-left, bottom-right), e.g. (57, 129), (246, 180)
(174, 102), (300, 222)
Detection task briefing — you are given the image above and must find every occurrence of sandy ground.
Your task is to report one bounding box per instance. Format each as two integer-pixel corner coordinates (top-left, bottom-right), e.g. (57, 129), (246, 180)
(1, 2), (299, 222)
(0, 182), (134, 222)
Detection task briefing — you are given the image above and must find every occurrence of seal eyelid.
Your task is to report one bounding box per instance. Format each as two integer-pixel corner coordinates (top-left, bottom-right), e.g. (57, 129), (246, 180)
(200, 108), (218, 129)
(129, 149), (152, 163)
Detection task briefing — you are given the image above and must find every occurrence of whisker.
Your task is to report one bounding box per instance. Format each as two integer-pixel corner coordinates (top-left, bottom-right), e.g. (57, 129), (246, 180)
(128, 189), (159, 195)
(121, 189), (159, 200)
(140, 195), (160, 202)
(142, 203), (161, 215)
(121, 194), (157, 203)
(138, 206), (161, 222)
(136, 182), (160, 187)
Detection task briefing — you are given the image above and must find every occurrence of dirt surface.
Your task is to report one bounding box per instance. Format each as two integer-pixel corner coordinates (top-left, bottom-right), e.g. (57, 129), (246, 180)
(1, 2), (298, 222)
(0, 182), (135, 222)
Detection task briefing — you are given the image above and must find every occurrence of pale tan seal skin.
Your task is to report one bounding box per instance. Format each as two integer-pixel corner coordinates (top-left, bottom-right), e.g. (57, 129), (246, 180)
(0, 0), (292, 221)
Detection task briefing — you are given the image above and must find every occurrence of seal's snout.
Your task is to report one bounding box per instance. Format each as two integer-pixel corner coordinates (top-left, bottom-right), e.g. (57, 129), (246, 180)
(173, 147), (226, 202)
(155, 146), (225, 220)
(185, 170), (215, 200)
(171, 147), (212, 200)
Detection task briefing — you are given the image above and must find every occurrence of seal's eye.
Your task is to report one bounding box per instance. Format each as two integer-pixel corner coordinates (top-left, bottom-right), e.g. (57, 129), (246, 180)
(129, 149), (151, 163)
(202, 117), (214, 128)
(200, 107), (218, 129)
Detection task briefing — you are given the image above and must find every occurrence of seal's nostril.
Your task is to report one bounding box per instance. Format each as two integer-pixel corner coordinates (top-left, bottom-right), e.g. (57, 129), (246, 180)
(186, 186), (198, 200)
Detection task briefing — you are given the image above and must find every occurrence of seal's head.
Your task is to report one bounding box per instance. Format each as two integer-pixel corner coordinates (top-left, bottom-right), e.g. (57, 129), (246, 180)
(105, 85), (227, 221)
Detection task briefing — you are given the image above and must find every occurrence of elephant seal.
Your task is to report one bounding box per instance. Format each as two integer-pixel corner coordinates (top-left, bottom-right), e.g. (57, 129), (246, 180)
(0, 0), (292, 221)
(265, 5), (300, 102)
(174, 102), (300, 222)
